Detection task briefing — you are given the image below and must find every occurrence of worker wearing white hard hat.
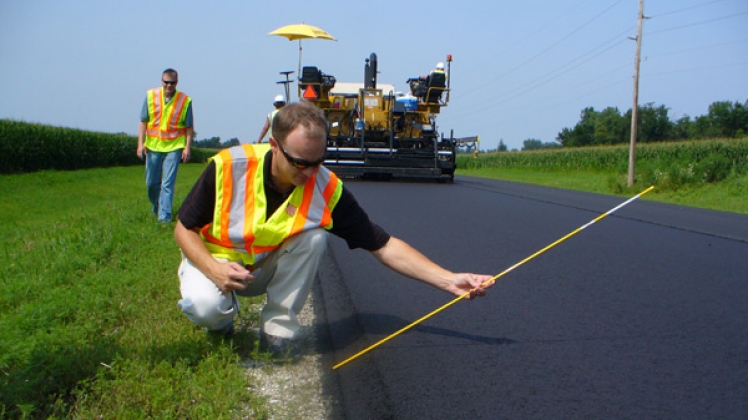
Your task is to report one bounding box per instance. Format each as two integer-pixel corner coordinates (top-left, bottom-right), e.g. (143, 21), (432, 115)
(409, 60), (448, 100)
(256, 95), (287, 143)
(431, 62), (446, 77)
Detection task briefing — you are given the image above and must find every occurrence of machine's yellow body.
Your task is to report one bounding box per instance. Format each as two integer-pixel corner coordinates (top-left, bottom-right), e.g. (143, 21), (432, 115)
(296, 53), (459, 181)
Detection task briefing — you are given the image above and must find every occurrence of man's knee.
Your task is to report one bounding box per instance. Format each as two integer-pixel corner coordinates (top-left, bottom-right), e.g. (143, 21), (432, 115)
(178, 293), (236, 330)
(178, 257), (237, 329)
(293, 228), (329, 256)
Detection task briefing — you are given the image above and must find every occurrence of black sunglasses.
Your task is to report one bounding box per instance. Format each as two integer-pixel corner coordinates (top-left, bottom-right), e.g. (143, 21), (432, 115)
(162, 80), (178, 85)
(278, 144), (325, 169)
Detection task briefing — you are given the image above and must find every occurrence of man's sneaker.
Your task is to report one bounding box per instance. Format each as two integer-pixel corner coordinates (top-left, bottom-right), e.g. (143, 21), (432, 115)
(259, 331), (302, 361)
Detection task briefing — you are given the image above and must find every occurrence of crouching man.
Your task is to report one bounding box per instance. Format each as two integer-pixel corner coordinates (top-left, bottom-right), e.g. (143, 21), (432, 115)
(174, 101), (493, 358)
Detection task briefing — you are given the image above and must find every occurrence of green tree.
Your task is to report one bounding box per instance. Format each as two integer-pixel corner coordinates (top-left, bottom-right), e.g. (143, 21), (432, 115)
(522, 139), (543, 150)
(224, 138), (241, 147)
(522, 138), (560, 151)
(594, 107), (625, 145)
(558, 99), (747, 147)
(672, 116), (693, 140)
(707, 100), (748, 138)
(194, 136), (222, 148)
(558, 107), (597, 147)
(638, 103), (672, 143)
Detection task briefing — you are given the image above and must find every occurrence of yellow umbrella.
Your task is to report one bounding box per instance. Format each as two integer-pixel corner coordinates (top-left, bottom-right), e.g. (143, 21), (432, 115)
(268, 23), (336, 82)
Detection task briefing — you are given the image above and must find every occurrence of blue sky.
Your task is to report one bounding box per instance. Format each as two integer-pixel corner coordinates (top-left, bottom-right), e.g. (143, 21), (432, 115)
(1, 0), (746, 151)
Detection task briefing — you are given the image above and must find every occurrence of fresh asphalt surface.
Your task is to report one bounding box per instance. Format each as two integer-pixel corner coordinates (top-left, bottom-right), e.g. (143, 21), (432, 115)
(313, 175), (748, 420)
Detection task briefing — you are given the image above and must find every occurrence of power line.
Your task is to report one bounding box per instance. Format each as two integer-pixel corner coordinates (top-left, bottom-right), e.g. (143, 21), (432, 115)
(649, 37), (748, 58)
(478, 39), (629, 113)
(650, 0), (727, 18)
(449, 2), (745, 148)
(484, 0), (592, 63)
(462, 5), (744, 107)
(466, 58), (748, 145)
(454, 25), (633, 115)
(499, 35), (630, 102)
(641, 61), (748, 77)
(647, 10), (748, 35)
(449, 65), (632, 133)
(461, 0), (627, 97)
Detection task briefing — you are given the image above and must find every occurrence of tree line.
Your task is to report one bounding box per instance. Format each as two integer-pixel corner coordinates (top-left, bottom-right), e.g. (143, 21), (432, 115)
(521, 99), (748, 151)
(192, 136), (240, 149)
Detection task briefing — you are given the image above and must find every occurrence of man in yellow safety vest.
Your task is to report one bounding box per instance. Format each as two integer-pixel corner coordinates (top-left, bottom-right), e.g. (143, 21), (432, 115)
(137, 68), (194, 223)
(174, 101), (493, 358)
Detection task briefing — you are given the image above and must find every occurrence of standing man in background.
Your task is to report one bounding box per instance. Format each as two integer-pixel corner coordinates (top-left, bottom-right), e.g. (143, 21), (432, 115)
(255, 94), (286, 143)
(137, 68), (194, 223)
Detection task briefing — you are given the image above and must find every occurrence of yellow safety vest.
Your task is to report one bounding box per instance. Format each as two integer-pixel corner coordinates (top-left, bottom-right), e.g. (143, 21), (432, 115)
(200, 144), (343, 265)
(145, 88), (192, 152)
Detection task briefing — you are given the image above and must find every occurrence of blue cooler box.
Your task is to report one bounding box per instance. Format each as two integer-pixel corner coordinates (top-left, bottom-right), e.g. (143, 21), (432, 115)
(396, 97), (418, 111)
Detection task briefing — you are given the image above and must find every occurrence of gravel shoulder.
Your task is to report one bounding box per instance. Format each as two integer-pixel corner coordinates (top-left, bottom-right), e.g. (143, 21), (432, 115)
(242, 291), (337, 420)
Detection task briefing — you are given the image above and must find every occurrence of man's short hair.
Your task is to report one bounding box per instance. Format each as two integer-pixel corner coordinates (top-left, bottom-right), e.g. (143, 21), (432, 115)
(272, 101), (328, 145)
(162, 68), (179, 79)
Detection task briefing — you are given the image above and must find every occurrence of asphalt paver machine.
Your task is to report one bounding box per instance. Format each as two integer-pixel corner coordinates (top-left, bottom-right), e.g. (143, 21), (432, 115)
(297, 53), (464, 182)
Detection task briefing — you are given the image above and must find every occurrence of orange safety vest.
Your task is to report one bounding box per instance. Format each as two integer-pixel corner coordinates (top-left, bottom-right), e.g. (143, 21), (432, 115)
(144, 88), (192, 152)
(200, 144), (343, 265)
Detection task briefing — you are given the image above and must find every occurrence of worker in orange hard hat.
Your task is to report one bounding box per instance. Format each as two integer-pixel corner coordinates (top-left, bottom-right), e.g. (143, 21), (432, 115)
(256, 95), (286, 143)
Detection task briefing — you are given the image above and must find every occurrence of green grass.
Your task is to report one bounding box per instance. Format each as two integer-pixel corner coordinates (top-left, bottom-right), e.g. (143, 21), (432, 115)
(0, 164), (273, 419)
(456, 166), (748, 214)
(456, 138), (748, 215)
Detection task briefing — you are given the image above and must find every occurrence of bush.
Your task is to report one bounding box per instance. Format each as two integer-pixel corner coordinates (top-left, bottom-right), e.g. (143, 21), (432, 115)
(696, 153), (733, 183)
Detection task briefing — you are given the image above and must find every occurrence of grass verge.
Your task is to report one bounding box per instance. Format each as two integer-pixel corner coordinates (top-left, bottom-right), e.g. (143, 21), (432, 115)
(457, 166), (748, 215)
(0, 164), (272, 419)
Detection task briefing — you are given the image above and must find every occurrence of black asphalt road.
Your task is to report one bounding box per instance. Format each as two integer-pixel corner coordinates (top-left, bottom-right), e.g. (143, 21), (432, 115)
(313, 175), (748, 420)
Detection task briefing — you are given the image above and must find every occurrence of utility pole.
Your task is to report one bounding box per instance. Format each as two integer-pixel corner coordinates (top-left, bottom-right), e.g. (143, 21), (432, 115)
(628, 0), (645, 187)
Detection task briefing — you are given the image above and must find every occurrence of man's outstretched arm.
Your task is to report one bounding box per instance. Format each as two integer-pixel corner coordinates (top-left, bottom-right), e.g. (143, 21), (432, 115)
(370, 236), (494, 299)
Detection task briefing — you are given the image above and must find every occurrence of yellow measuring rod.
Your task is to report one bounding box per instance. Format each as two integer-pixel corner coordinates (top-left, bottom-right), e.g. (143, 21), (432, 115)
(333, 186), (655, 370)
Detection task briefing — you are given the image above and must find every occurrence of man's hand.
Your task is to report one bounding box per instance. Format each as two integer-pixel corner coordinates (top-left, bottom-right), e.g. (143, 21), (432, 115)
(210, 261), (254, 293)
(137, 122), (147, 159)
(446, 273), (495, 299)
(174, 221), (255, 294)
(182, 147), (191, 163)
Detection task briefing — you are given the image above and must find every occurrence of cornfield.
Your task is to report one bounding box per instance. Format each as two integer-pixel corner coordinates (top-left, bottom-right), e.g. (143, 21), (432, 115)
(458, 138), (748, 190)
(0, 120), (213, 174)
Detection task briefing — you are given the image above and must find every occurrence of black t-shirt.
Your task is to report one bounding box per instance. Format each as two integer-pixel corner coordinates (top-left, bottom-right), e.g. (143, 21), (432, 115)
(178, 152), (390, 251)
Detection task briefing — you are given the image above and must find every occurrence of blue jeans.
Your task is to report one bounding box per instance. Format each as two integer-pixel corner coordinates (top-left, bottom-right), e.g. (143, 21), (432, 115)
(145, 149), (181, 222)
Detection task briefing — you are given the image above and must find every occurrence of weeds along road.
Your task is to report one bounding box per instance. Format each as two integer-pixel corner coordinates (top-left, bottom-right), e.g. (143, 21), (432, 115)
(314, 175), (748, 420)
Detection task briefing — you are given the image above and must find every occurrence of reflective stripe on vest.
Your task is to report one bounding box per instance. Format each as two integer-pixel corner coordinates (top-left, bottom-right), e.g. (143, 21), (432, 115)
(200, 144), (343, 265)
(145, 88), (191, 152)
